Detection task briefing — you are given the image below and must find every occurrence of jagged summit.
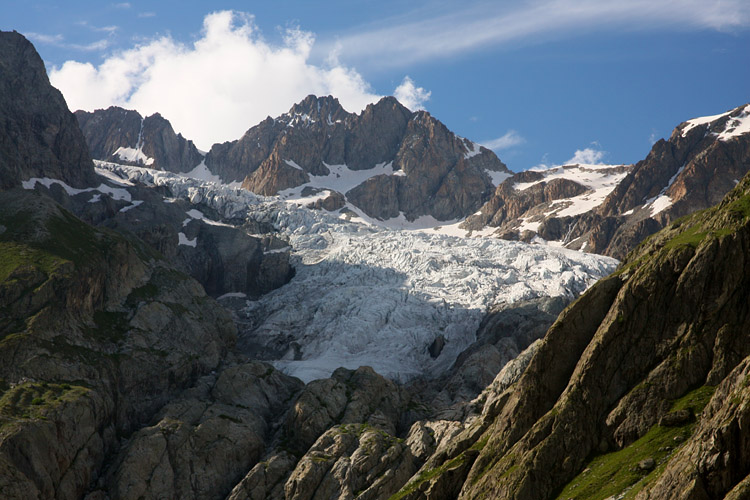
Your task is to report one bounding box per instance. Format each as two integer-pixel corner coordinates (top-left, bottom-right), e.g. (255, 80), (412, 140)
(78, 93), (510, 223)
(283, 94), (349, 125)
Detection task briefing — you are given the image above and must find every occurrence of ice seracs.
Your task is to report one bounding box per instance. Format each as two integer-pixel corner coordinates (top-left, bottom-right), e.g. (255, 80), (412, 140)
(95, 161), (618, 384)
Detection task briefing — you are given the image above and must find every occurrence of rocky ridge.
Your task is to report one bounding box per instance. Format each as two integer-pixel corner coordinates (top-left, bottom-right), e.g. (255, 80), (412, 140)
(568, 104), (750, 258)
(462, 105), (749, 260)
(461, 163), (631, 243)
(78, 94), (511, 223)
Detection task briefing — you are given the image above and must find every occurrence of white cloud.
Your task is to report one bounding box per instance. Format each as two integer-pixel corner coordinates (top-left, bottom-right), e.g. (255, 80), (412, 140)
(138, 12), (156, 18)
(114, 2), (131, 9)
(482, 130), (525, 151)
(325, 0), (750, 67)
(393, 76), (431, 111)
(49, 11), (397, 150)
(565, 147), (607, 165)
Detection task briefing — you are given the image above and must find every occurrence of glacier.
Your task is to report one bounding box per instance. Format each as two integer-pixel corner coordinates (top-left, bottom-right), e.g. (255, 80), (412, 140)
(93, 161), (619, 383)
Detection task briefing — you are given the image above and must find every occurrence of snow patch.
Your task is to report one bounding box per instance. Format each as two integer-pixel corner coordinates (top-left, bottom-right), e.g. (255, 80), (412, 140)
(463, 140), (482, 159)
(681, 109), (733, 137)
(119, 200), (143, 213)
(178, 232), (197, 247)
(114, 146), (155, 166)
(184, 208), (234, 227)
(278, 162), (403, 202)
(645, 195), (673, 216)
(182, 160), (222, 184)
(518, 219), (541, 233)
(716, 105), (750, 141)
(22, 177), (132, 202)
(486, 170), (513, 186)
(284, 159), (304, 171)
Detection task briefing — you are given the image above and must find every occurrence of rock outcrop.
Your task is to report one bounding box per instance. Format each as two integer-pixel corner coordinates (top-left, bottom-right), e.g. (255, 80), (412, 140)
(462, 163), (631, 244)
(75, 107), (204, 172)
(0, 31), (97, 189)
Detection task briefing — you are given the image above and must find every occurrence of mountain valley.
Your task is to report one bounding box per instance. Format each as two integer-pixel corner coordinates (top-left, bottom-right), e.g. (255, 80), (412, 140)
(1, 28), (750, 500)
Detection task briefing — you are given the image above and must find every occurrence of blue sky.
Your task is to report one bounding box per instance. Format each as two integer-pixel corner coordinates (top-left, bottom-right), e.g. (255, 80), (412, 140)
(2, 1), (749, 171)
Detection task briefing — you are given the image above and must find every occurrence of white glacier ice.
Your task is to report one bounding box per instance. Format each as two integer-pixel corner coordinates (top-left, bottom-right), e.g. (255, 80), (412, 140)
(95, 161), (619, 383)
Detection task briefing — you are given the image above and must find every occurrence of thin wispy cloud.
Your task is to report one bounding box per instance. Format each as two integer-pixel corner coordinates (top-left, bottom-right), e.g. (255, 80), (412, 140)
(324, 0), (750, 67)
(113, 2), (131, 9)
(25, 32), (64, 44)
(482, 130), (525, 151)
(68, 39), (111, 51)
(24, 31), (110, 52)
(138, 12), (156, 18)
(76, 21), (118, 34)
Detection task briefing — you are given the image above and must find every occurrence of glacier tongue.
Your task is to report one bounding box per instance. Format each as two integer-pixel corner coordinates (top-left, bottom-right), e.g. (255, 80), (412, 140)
(96, 162), (619, 383)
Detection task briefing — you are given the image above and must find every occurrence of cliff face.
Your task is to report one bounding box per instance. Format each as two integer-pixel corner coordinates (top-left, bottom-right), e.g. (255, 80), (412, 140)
(384, 171), (750, 500)
(0, 31), (97, 189)
(75, 107), (204, 173)
(0, 190), (238, 499)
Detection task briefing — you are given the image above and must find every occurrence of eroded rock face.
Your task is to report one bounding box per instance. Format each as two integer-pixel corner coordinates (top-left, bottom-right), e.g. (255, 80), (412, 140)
(75, 107), (204, 173)
(0, 31), (97, 189)
(101, 362), (303, 500)
(463, 177), (590, 232)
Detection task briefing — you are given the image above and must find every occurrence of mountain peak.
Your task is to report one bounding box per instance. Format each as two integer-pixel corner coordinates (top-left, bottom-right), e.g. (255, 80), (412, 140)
(286, 94), (349, 124)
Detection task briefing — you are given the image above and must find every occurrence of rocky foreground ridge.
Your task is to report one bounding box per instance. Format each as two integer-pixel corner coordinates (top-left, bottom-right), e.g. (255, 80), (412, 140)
(383, 166), (750, 500)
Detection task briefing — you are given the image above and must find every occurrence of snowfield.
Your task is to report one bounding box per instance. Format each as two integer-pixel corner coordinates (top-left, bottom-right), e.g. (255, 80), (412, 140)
(91, 162), (619, 383)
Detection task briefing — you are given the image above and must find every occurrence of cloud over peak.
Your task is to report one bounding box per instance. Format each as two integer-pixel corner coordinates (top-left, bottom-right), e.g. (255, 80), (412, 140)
(50, 11), (425, 150)
(394, 76), (431, 111)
